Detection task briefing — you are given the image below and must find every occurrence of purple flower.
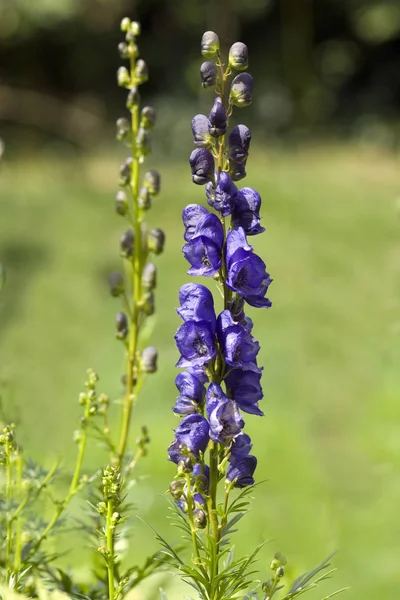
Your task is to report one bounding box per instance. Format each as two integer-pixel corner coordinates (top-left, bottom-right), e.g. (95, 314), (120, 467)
(206, 172), (239, 217)
(229, 125), (251, 164)
(208, 97), (227, 137)
(226, 227), (272, 308)
(206, 382), (244, 443)
(226, 455), (257, 487)
(192, 115), (213, 148)
(173, 368), (207, 415)
(229, 73), (254, 108)
(175, 320), (216, 367)
(177, 283), (216, 331)
(190, 148), (215, 185)
(183, 212), (224, 277)
(230, 432), (253, 458)
(229, 160), (247, 181)
(182, 204), (209, 241)
(225, 368), (263, 416)
(232, 187), (265, 236)
(217, 310), (260, 369)
(174, 414), (210, 457)
(168, 439), (184, 464)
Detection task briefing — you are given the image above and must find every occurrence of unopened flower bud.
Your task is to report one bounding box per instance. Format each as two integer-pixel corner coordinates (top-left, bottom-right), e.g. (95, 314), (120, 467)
(116, 312), (128, 339)
(120, 228), (134, 258)
(119, 157), (132, 186)
(136, 127), (151, 155)
(189, 148), (214, 185)
(195, 474), (208, 493)
(200, 61), (217, 88)
(143, 292), (155, 316)
(130, 21), (140, 36)
(142, 262), (157, 290)
(229, 124), (251, 163)
(191, 114), (213, 148)
(117, 66), (130, 88)
(120, 17), (131, 32)
(115, 190), (128, 215)
(262, 580), (274, 595)
(108, 272), (124, 297)
(144, 170), (160, 195)
(178, 457), (193, 473)
(118, 42), (129, 60)
(148, 228), (165, 255)
(134, 59), (148, 84)
(116, 117), (130, 141)
(138, 186), (151, 210)
(208, 97), (227, 137)
(193, 508), (207, 529)
(140, 106), (156, 129)
(126, 87), (140, 110)
(229, 73), (253, 107)
(276, 566), (285, 578)
(169, 479), (184, 500)
(229, 42), (248, 71)
(201, 31), (219, 58)
(229, 160), (246, 181)
(141, 346), (158, 373)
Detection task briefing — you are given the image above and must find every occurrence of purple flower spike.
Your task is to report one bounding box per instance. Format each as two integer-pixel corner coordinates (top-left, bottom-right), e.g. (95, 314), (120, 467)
(206, 382), (244, 443)
(175, 320), (216, 368)
(225, 368), (264, 416)
(232, 187), (265, 236)
(174, 414), (210, 457)
(226, 227), (272, 308)
(173, 368), (207, 415)
(182, 204), (209, 241)
(183, 212), (224, 277)
(217, 310), (260, 370)
(192, 115), (213, 148)
(226, 455), (257, 487)
(229, 125), (251, 163)
(190, 148), (215, 185)
(208, 97), (227, 137)
(206, 171), (239, 217)
(177, 283), (216, 331)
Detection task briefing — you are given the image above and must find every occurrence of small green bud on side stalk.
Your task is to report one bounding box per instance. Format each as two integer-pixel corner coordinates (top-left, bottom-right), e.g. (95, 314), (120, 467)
(136, 127), (151, 155)
(138, 186), (151, 209)
(178, 457), (193, 474)
(134, 59), (148, 85)
(116, 117), (130, 141)
(126, 87), (140, 110)
(117, 66), (131, 88)
(120, 229), (134, 258)
(143, 169), (161, 195)
(108, 272), (125, 297)
(148, 228), (165, 255)
(120, 17), (131, 32)
(143, 292), (155, 316)
(193, 508), (207, 529)
(228, 42), (249, 71)
(140, 106), (156, 129)
(115, 190), (128, 215)
(141, 346), (158, 373)
(119, 157), (133, 186)
(116, 312), (128, 339)
(169, 479), (184, 500)
(142, 262), (157, 290)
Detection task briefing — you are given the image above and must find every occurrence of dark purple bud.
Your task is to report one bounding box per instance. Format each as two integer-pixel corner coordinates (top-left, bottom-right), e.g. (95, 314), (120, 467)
(232, 187), (265, 235)
(189, 148), (214, 185)
(229, 124), (251, 163)
(200, 61), (217, 88)
(230, 73), (254, 108)
(206, 171), (238, 216)
(116, 312), (128, 339)
(142, 346), (158, 373)
(208, 97), (227, 137)
(174, 414), (210, 457)
(140, 106), (156, 129)
(136, 127), (151, 155)
(135, 59), (148, 84)
(201, 31), (219, 58)
(119, 157), (133, 186)
(228, 42), (249, 71)
(108, 272), (125, 297)
(117, 66), (130, 88)
(191, 115), (213, 149)
(193, 508), (207, 529)
(115, 190), (128, 215)
(206, 382), (244, 443)
(169, 479), (184, 500)
(138, 186), (151, 210)
(120, 228), (134, 258)
(126, 87), (140, 110)
(116, 117), (130, 141)
(142, 262), (156, 290)
(148, 228), (165, 255)
(182, 204), (209, 241)
(229, 160), (247, 181)
(144, 169), (160, 195)
(226, 455), (257, 488)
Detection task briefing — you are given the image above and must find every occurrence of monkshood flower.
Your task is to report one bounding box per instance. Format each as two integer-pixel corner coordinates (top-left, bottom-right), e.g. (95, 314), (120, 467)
(232, 187), (265, 235)
(192, 115), (213, 149)
(173, 367), (208, 415)
(176, 282), (216, 332)
(200, 61), (217, 88)
(225, 368), (264, 416)
(230, 72), (254, 107)
(230, 432), (253, 457)
(168, 414), (210, 463)
(217, 310), (260, 370)
(226, 227), (272, 307)
(182, 204), (209, 241)
(229, 124), (251, 164)
(206, 383), (244, 443)
(208, 97), (227, 137)
(175, 320), (216, 367)
(226, 454), (257, 488)
(190, 148), (214, 185)
(206, 171), (239, 216)
(183, 212), (224, 276)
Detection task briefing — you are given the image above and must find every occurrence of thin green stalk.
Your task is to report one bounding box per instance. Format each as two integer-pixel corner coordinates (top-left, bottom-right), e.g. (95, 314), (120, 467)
(106, 499), (115, 600)
(5, 439), (14, 578)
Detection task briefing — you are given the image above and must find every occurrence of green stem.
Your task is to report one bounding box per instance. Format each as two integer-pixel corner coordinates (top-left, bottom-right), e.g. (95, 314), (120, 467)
(106, 499), (115, 600)
(5, 440), (14, 579)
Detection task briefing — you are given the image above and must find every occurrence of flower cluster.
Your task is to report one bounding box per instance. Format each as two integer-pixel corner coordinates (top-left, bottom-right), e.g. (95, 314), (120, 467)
(168, 31), (272, 524)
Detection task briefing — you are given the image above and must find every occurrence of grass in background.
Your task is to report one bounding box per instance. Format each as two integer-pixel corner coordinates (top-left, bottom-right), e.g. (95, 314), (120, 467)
(0, 144), (399, 599)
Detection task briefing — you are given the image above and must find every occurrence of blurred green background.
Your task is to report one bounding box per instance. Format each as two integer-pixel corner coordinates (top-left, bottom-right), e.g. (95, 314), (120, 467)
(1, 1), (400, 599)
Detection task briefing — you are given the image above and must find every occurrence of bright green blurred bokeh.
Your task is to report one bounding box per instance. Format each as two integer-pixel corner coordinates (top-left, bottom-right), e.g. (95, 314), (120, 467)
(0, 144), (399, 598)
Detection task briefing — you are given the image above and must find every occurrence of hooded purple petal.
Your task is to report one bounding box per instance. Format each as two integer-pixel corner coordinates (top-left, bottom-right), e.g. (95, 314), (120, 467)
(225, 368), (264, 416)
(217, 310), (260, 369)
(232, 187), (265, 236)
(208, 97), (227, 137)
(174, 414), (210, 456)
(226, 454), (257, 487)
(182, 204), (209, 241)
(177, 283), (216, 331)
(175, 319), (216, 367)
(206, 382), (244, 443)
(190, 148), (214, 185)
(206, 171), (239, 217)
